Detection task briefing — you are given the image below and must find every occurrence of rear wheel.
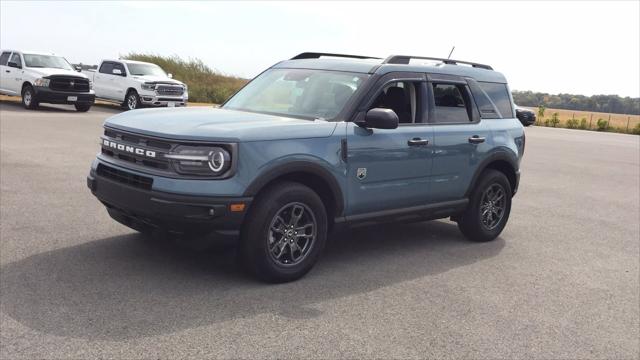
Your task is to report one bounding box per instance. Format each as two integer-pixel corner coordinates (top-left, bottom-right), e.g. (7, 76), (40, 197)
(74, 103), (92, 112)
(21, 85), (39, 110)
(457, 169), (512, 242)
(239, 182), (327, 283)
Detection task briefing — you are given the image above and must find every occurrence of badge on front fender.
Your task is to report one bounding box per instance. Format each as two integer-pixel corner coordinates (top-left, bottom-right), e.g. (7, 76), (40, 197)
(356, 167), (367, 180)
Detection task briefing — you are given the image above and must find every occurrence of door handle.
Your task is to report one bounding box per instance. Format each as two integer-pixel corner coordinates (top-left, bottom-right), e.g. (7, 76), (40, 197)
(407, 138), (429, 146)
(4, 70), (9, 73)
(468, 135), (486, 144)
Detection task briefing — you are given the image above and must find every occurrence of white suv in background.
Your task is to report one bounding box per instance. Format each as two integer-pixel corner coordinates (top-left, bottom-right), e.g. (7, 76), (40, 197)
(83, 59), (188, 110)
(0, 50), (95, 111)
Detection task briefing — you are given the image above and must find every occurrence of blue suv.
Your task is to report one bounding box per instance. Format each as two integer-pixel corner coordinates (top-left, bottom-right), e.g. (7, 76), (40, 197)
(88, 52), (525, 282)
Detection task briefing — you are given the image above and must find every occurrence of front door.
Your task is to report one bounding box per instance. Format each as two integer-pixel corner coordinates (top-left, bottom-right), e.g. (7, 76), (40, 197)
(345, 74), (434, 216)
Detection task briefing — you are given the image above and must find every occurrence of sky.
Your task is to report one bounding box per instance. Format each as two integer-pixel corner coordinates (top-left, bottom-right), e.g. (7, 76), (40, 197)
(1, 1), (639, 97)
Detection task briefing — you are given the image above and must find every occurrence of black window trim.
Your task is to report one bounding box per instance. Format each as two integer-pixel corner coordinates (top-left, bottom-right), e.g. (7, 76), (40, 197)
(0, 51), (11, 66)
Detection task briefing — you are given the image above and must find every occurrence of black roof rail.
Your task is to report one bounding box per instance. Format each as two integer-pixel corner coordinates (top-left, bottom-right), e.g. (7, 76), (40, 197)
(291, 52), (382, 61)
(383, 55), (493, 70)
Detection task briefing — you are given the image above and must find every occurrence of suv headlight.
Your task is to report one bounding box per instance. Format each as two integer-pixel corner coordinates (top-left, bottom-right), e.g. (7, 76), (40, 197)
(141, 83), (156, 91)
(165, 145), (231, 176)
(34, 78), (50, 87)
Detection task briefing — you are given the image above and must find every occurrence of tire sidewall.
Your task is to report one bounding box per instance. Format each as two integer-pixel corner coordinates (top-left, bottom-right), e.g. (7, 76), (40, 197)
(241, 182), (327, 282)
(125, 91), (139, 110)
(461, 170), (512, 241)
(22, 85), (37, 109)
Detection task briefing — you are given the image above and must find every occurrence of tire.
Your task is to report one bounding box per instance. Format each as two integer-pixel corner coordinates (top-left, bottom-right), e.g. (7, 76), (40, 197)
(123, 90), (140, 110)
(21, 85), (39, 110)
(239, 181), (328, 283)
(74, 103), (92, 112)
(457, 169), (512, 242)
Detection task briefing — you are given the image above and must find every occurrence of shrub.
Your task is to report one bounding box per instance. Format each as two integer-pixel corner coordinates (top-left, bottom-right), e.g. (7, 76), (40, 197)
(544, 118), (551, 127)
(632, 123), (640, 135)
(579, 117), (588, 129)
(596, 118), (608, 131)
(550, 112), (560, 127)
(566, 118), (579, 129)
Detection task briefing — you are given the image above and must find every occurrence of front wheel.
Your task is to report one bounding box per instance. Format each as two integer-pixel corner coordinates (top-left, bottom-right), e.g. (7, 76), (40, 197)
(123, 90), (140, 110)
(457, 169), (512, 242)
(239, 182), (327, 283)
(74, 103), (92, 112)
(21, 85), (39, 110)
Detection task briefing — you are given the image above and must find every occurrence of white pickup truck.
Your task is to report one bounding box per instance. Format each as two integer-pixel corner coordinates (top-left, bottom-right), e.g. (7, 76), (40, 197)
(83, 59), (188, 110)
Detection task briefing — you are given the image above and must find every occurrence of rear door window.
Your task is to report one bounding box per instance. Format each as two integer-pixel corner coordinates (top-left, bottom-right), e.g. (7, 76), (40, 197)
(431, 83), (472, 123)
(0, 52), (11, 66)
(478, 82), (513, 118)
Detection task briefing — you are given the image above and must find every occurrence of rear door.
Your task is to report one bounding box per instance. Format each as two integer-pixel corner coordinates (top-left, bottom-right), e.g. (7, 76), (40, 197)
(0, 51), (12, 94)
(94, 62), (114, 99)
(345, 72), (435, 216)
(6, 53), (23, 93)
(427, 74), (493, 202)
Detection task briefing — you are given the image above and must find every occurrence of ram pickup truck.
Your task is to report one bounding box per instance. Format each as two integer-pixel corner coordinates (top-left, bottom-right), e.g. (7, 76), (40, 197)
(0, 50), (95, 111)
(83, 59), (188, 110)
(88, 52), (525, 283)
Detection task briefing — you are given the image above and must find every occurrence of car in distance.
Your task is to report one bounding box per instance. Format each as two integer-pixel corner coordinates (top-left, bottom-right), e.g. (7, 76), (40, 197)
(515, 104), (536, 126)
(87, 52), (525, 282)
(83, 59), (188, 110)
(0, 50), (95, 111)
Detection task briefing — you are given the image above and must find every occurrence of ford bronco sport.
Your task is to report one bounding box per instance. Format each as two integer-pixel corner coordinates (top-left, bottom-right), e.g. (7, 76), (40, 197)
(88, 52), (525, 283)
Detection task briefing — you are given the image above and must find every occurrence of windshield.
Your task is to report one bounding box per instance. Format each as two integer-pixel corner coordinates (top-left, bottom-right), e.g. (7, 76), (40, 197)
(23, 54), (73, 70)
(127, 63), (167, 77)
(223, 69), (368, 120)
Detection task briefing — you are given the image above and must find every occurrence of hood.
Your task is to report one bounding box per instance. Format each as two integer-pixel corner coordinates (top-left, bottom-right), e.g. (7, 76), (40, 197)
(130, 75), (184, 85)
(104, 107), (338, 142)
(28, 68), (89, 79)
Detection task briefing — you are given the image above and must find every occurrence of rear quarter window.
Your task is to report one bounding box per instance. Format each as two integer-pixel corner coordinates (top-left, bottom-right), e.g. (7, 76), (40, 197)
(478, 82), (513, 118)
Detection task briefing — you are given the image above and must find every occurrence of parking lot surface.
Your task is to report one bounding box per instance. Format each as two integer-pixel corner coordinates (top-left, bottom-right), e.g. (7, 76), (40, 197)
(1, 102), (638, 359)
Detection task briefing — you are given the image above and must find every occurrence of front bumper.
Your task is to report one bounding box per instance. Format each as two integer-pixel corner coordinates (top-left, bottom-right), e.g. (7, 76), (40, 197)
(87, 170), (251, 241)
(139, 92), (188, 107)
(34, 87), (95, 105)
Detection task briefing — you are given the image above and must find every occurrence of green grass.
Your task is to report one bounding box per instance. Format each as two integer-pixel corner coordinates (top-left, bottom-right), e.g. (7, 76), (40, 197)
(123, 53), (247, 104)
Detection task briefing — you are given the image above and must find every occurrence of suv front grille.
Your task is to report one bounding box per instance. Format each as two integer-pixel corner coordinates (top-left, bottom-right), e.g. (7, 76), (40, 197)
(49, 76), (90, 92)
(156, 85), (184, 96)
(101, 129), (173, 172)
(97, 164), (153, 190)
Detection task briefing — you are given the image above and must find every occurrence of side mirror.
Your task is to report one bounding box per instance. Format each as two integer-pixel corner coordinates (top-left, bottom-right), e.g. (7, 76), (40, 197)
(7, 61), (21, 69)
(167, 73), (173, 79)
(74, 65), (82, 72)
(112, 68), (123, 75)
(359, 108), (399, 129)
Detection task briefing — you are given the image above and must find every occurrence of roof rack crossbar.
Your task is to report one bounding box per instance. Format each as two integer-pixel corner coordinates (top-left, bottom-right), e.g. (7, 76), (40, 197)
(383, 55), (493, 70)
(291, 52), (382, 61)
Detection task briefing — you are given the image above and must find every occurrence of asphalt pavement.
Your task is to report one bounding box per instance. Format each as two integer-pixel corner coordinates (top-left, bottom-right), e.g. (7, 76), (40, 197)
(1, 101), (638, 359)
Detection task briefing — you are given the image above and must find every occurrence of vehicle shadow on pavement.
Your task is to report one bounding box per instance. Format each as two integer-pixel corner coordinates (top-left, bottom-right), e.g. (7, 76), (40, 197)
(0, 220), (504, 340)
(0, 99), (121, 113)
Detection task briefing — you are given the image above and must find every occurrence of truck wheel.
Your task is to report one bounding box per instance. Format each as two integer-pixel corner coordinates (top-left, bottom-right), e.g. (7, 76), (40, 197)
(239, 181), (328, 283)
(21, 85), (39, 110)
(457, 169), (512, 242)
(74, 103), (92, 112)
(123, 90), (140, 110)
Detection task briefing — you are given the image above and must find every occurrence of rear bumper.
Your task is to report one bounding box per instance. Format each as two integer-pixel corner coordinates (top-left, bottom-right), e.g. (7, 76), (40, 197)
(34, 87), (95, 105)
(87, 171), (251, 241)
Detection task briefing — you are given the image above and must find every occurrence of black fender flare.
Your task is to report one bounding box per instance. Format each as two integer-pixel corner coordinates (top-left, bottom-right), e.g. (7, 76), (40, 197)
(465, 150), (519, 197)
(243, 161), (345, 217)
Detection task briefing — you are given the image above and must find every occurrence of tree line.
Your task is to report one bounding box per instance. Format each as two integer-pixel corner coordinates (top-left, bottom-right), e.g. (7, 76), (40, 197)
(512, 91), (640, 115)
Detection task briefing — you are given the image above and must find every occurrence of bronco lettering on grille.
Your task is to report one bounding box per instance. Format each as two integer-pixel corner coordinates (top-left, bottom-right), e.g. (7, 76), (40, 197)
(102, 139), (156, 158)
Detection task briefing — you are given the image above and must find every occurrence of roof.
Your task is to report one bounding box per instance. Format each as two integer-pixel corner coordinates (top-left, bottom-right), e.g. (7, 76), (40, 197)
(1, 50), (56, 56)
(101, 59), (156, 65)
(274, 53), (508, 83)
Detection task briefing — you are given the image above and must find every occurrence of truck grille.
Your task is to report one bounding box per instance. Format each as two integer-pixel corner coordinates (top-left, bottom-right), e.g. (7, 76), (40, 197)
(97, 164), (153, 190)
(49, 76), (90, 92)
(156, 84), (184, 96)
(101, 129), (173, 171)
